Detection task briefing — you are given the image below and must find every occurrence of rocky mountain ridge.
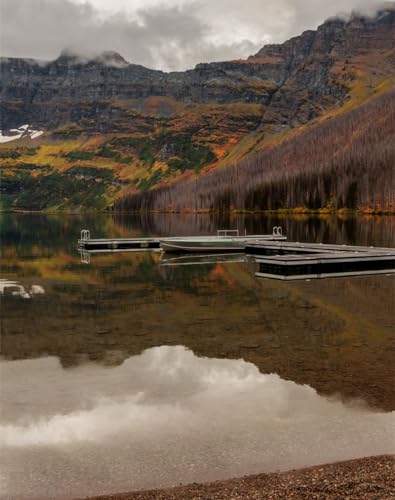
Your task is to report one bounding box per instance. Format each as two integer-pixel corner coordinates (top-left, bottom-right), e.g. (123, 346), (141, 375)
(0, 6), (394, 211)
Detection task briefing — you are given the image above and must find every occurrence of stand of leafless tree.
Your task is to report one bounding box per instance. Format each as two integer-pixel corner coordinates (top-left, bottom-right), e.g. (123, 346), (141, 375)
(115, 90), (395, 213)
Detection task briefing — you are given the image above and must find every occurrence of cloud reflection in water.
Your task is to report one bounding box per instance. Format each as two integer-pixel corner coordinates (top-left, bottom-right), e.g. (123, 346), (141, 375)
(1, 346), (394, 498)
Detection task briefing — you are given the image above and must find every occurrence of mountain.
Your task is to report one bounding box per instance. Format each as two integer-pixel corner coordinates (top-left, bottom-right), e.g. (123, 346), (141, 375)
(0, 6), (394, 212)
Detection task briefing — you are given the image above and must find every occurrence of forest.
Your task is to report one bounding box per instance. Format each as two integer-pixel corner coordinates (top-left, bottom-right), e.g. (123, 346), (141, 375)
(115, 90), (395, 213)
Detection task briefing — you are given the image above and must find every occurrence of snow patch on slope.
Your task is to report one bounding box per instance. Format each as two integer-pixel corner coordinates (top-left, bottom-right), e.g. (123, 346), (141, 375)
(0, 125), (44, 143)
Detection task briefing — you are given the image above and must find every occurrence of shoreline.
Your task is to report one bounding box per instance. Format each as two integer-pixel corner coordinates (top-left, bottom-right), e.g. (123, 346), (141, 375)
(82, 455), (394, 500)
(1, 209), (395, 216)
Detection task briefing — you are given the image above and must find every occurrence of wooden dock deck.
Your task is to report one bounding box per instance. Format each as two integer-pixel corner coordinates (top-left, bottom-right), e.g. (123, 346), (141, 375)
(77, 228), (161, 252)
(246, 241), (395, 280)
(78, 237), (161, 252)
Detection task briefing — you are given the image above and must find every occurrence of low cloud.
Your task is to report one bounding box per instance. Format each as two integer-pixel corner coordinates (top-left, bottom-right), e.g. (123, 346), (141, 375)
(0, 0), (389, 70)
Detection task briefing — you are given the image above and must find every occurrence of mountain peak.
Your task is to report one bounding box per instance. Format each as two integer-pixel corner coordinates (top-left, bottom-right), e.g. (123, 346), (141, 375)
(93, 51), (129, 68)
(55, 49), (129, 67)
(56, 48), (86, 64)
(251, 5), (395, 60)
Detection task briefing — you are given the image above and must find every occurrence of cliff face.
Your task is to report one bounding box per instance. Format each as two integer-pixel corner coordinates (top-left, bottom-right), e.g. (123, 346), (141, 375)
(0, 7), (394, 211)
(250, 8), (395, 123)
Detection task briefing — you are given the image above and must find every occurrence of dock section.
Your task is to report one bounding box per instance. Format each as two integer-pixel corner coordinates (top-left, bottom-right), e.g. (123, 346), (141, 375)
(246, 241), (395, 279)
(78, 229), (161, 252)
(78, 237), (161, 252)
(77, 228), (286, 253)
(78, 230), (394, 280)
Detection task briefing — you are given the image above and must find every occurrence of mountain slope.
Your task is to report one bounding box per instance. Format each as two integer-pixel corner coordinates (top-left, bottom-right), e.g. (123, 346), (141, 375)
(0, 6), (394, 211)
(116, 89), (395, 213)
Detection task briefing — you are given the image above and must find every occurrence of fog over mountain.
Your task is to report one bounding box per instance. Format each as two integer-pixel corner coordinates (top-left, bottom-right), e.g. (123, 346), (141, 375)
(0, 0), (390, 70)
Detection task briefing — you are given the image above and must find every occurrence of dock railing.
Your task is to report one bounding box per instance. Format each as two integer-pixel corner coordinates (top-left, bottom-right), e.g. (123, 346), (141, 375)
(81, 229), (90, 241)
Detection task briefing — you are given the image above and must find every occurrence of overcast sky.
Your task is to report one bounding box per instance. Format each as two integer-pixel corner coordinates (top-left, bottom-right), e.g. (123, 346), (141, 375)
(0, 0), (388, 71)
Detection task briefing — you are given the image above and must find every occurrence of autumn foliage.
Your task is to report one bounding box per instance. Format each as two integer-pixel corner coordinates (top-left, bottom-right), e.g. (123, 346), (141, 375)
(116, 90), (395, 213)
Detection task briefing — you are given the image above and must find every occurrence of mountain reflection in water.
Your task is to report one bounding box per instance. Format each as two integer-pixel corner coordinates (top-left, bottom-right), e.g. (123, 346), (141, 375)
(1, 346), (394, 499)
(1, 213), (394, 499)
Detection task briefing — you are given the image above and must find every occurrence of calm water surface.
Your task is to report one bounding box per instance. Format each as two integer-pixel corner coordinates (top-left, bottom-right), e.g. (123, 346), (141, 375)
(1, 213), (394, 499)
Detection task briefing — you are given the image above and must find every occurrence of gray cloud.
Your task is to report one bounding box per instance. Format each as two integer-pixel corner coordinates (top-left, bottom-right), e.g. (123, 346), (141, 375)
(0, 0), (389, 70)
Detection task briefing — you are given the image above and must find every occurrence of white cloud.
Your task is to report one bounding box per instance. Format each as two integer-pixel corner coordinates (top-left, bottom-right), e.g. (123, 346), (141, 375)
(0, 0), (388, 70)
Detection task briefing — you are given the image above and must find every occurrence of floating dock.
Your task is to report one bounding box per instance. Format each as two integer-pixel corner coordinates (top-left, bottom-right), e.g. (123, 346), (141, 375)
(78, 229), (394, 280)
(78, 229), (161, 252)
(78, 228), (286, 253)
(78, 237), (161, 252)
(246, 241), (395, 280)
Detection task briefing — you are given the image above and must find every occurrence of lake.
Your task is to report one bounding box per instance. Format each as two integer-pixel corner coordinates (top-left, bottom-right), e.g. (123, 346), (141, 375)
(1, 213), (394, 499)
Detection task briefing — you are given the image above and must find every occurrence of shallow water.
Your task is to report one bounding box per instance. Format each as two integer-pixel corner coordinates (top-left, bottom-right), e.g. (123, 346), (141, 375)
(0, 213), (394, 499)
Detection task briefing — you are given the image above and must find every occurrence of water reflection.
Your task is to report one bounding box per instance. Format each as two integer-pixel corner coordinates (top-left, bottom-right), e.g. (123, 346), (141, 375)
(1, 346), (394, 499)
(1, 232), (395, 410)
(0, 279), (45, 299)
(1, 212), (395, 252)
(112, 213), (395, 247)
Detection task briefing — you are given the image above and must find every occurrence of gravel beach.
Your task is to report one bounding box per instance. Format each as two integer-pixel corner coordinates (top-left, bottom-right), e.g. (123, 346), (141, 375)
(84, 455), (394, 500)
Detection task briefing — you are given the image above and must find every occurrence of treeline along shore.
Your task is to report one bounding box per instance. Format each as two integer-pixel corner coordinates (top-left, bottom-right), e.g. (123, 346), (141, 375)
(115, 90), (395, 214)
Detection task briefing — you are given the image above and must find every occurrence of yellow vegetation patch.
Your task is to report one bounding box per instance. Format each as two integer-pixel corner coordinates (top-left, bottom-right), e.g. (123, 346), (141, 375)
(19, 141), (84, 169)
